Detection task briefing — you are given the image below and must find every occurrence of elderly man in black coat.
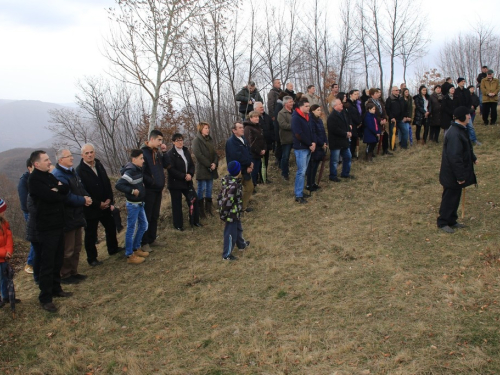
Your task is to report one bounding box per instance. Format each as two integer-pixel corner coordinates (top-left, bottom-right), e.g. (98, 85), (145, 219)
(76, 144), (123, 266)
(327, 98), (354, 182)
(437, 106), (477, 233)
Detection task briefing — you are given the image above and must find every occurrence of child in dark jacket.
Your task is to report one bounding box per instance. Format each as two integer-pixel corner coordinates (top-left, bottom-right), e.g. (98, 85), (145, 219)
(363, 103), (381, 162)
(218, 161), (250, 261)
(115, 150), (149, 265)
(0, 198), (15, 307)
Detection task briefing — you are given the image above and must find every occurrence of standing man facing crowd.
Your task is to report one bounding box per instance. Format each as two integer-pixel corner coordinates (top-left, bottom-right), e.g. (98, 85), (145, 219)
(437, 107), (477, 233)
(77, 144), (122, 266)
(480, 69), (499, 126)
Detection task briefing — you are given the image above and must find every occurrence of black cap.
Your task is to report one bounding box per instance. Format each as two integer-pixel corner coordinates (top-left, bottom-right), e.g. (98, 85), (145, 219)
(453, 106), (469, 121)
(457, 78), (465, 84)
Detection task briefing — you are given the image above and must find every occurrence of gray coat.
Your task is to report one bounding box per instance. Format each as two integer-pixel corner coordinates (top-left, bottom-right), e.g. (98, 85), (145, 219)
(277, 107), (293, 145)
(192, 132), (219, 181)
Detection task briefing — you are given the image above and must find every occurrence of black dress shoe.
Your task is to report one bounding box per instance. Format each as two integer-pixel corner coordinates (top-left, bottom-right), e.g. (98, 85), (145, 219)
(244, 207), (254, 212)
(194, 223), (203, 227)
(41, 302), (57, 313)
(72, 274), (88, 280)
(53, 291), (73, 298)
(295, 197), (308, 204)
(329, 177), (342, 182)
(175, 227), (184, 232)
(108, 247), (124, 255)
(312, 184), (321, 190)
(61, 276), (80, 285)
(89, 260), (103, 267)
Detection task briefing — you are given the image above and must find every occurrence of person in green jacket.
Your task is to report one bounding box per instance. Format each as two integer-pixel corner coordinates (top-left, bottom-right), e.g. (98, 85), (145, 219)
(192, 122), (219, 218)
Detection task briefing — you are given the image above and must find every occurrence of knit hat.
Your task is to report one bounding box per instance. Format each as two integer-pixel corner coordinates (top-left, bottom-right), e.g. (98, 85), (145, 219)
(0, 199), (6, 214)
(487, 69), (494, 75)
(227, 161), (241, 176)
(457, 77), (465, 84)
(453, 106), (469, 121)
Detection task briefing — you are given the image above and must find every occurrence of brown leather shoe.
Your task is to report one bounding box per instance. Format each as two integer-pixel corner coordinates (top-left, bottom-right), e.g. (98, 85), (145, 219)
(134, 249), (150, 257)
(41, 302), (58, 313)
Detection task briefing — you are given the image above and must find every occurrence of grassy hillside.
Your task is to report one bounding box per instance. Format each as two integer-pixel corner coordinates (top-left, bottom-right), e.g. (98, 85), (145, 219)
(1, 124), (500, 374)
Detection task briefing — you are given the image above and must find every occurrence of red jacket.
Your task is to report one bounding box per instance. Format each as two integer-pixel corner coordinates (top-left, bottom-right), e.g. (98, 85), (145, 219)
(0, 220), (14, 262)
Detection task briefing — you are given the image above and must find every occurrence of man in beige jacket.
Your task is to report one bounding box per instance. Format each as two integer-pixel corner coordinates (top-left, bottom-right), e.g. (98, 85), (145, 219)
(480, 69), (500, 125)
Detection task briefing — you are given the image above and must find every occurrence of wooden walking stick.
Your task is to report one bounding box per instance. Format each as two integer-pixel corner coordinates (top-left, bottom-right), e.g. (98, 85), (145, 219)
(461, 188), (466, 219)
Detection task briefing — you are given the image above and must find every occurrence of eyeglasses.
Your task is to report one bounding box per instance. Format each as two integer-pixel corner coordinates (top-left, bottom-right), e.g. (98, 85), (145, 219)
(61, 155), (73, 159)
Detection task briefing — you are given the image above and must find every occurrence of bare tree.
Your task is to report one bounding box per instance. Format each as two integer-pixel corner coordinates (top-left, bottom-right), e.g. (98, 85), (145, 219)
(104, 0), (236, 134)
(336, 0), (359, 91)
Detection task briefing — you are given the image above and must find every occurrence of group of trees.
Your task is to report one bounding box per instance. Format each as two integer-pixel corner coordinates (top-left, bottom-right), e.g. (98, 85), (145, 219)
(48, 0), (497, 173)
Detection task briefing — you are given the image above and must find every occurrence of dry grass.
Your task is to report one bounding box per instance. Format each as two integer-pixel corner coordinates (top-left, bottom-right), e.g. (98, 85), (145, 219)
(2, 124), (500, 375)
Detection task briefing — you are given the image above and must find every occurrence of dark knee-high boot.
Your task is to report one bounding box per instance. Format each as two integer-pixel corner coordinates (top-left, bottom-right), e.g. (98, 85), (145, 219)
(205, 198), (213, 217)
(199, 198), (206, 219)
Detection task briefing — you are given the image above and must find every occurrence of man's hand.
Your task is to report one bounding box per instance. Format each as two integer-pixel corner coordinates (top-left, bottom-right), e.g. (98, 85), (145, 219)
(132, 189), (139, 197)
(425, 112), (429, 118)
(100, 202), (108, 210)
(84, 196), (92, 206)
(210, 163), (216, 170)
(246, 167), (253, 174)
(260, 150), (265, 156)
(458, 180), (465, 184)
(309, 142), (316, 152)
(5, 252), (12, 260)
(347, 132), (352, 139)
(185, 174), (192, 181)
(391, 118), (396, 123)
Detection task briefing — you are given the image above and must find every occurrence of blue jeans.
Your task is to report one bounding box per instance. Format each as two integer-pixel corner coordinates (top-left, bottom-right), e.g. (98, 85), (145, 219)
(397, 120), (409, 149)
(222, 220), (246, 258)
(467, 118), (477, 142)
(294, 149), (311, 198)
(125, 202), (148, 257)
(251, 158), (262, 186)
(280, 144), (292, 178)
(197, 179), (213, 199)
(0, 262), (7, 300)
(329, 148), (352, 178)
(23, 213), (35, 266)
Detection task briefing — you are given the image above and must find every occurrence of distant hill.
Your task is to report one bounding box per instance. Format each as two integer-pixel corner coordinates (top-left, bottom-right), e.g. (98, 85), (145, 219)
(0, 100), (69, 152)
(0, 147), (81, 185)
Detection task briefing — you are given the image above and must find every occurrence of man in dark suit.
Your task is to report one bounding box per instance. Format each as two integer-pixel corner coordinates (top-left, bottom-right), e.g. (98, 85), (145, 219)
(76, 144), (123, 266)
(328, 99), (354, 182)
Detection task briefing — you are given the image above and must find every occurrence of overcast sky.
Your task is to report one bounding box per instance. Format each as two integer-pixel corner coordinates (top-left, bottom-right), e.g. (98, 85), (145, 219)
(0, 0), (499, 104)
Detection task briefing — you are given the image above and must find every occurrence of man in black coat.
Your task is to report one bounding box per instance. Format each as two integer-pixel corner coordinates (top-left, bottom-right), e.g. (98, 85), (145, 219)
(385, 86), (408, 149)
(140, 130), (170, 251)
(454, 78), (481, 146)
(28, 150), (73, 313)
(327, 98), (353, 182)
(437, 107), (477, 233)
(76, 144), (122, 266)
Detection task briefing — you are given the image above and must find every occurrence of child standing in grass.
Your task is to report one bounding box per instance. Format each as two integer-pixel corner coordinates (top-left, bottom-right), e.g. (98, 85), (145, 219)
(218, 161), (250, 261)
(363, 102), (381, 162)
(115, 150), (149, 265)
(0, 198), (14, 308)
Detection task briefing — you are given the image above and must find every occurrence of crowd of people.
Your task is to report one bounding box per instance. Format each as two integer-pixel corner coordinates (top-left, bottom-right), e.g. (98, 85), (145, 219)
(0, 67), (496, 313)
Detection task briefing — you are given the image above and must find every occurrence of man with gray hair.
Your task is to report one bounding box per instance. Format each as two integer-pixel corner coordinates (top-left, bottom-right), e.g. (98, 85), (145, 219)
(235, 81), (263, 120)
(52, 149), (92, 283)
(76, 144), (123, 266)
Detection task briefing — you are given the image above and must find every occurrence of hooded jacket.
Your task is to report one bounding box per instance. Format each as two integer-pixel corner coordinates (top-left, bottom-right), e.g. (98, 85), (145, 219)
(291, 109), (315, 150)
(235, 86), (263, 115)
(0, 220), (13, 263)
(115, 162), (146, 203)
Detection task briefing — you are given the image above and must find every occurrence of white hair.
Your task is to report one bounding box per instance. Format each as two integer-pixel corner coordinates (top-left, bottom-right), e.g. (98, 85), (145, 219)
(55, 149), (70, 161)
(81, 143), (95, 154)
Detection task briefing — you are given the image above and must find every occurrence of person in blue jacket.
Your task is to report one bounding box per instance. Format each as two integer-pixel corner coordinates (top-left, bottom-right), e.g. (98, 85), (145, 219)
(52, 149), (92, 284)
(363, 103), (381, 162)
(225, 121), (254, 212)
(291, 97), (316, 203)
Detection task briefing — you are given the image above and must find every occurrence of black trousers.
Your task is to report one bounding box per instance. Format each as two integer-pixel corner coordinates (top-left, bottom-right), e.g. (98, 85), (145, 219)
(429, 126), (441, 143)
(169, 189), (200, 229)
(38, 229), (64, 304)
(142, 189), (162, 245)
(350, 135), (359, 158)
(275, 140), (282, 166)
(437, 187), (462, 228)
(482, 102), (497, 124)
(84, 210), (118, 264)
(415, 118), (430, 142)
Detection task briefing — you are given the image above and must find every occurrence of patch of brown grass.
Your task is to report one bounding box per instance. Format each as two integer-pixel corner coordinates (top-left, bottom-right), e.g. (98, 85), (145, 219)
(1, 124), (500, 374)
